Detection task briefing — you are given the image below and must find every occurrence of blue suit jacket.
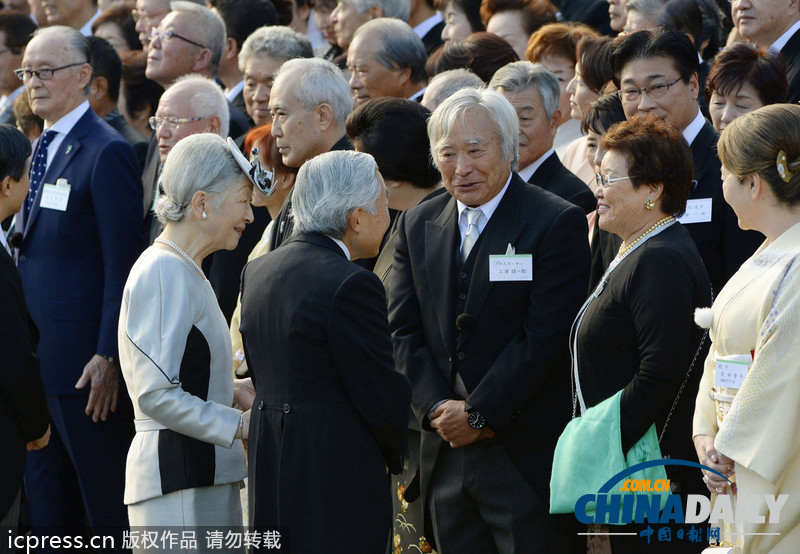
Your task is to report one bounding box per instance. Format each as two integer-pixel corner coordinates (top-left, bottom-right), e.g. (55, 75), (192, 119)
(17, 107), (144, 394)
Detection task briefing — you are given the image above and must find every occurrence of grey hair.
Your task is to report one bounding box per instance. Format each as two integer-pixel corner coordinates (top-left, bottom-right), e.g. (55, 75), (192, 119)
(170, 1), (226, 77)
(292, 150), (381, 238)
(488, 61), (560, 121)
(421, 69), (484, 110)
(352, 0), (410, 21)
(273, 58), (353, 125)
(156, 133), (247, 224)
(352, 19), (427, 84)
(32, 26), (92, 94)
(428, 87), (519, 171)
(166, 74), (230, 137)
(238, 26), (313, 73)
(625, 0), (669, 14)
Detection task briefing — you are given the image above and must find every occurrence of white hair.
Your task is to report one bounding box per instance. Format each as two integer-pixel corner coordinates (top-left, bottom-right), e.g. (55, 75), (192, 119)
(273, 58), (352, 125)
(352, 19), (427, 84)
(238, 26), (313, 73)
(489, 61), (560, 121)
(164, 74), (230, 137)
(156, 133), (248, 224)
(352, 0), (410, 21)
(421, 69), (484, 110)
(428, 87), (519, 171)
(292, 151), (381, 238)
(170, 1), (226, 77)
(32, 27), (92, 94)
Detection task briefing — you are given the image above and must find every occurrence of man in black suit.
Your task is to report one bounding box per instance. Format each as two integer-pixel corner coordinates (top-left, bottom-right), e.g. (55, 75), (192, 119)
(267, 57), (354, 249)
(409, 0), (444, 54)
(0, 13), (36, 127)
(732, 0), (800, 102)
(240, 150), (410, 551)
(490, 61), (596, 214)
(388, 87), (590, 552)
(0, 125), (50, 533)
(613, 28), (763, 295)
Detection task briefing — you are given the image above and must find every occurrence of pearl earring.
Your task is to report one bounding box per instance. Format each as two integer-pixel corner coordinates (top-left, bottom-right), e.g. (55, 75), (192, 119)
(644, 198), (655, 210)
(201, 211), (207, 220)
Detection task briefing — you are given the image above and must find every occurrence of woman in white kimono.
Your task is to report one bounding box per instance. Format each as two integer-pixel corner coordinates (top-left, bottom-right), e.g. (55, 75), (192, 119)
(693, 103), (800, 553)
(118, 134), (256, 545)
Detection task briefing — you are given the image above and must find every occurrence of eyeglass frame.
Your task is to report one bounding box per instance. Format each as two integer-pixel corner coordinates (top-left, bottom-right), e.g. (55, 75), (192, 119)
(149, 115), (206, 131)
(13, 62), (88, 82)
(595, 173), (634, 188)
(149, 28), (207, 50)
(616, 77), (683, 103)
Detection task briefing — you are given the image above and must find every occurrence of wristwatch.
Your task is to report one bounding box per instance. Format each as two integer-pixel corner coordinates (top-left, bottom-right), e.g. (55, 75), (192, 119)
(466, 407), (486, 430)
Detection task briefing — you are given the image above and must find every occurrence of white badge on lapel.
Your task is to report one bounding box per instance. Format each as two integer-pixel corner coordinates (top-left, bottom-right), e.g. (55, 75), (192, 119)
(40, 178), (71, 212)
(714, 353), (752, 389)
(677, 198), (712, 224)
(489, 243), (532, 281)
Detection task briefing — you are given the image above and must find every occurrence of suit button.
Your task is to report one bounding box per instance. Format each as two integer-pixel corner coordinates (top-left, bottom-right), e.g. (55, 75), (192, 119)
(458, 293), (466, 300)
(18, 255), (26, 262)
(258, 401), (264, 410)
(283, 403), (291, 413)
(459, 271), (467, 279)
(457, 352), (465, 360)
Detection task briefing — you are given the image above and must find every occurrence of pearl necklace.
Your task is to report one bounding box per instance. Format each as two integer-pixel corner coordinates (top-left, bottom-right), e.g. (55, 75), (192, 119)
(617, 215), (676, 258)
(155, 238), (205, 277)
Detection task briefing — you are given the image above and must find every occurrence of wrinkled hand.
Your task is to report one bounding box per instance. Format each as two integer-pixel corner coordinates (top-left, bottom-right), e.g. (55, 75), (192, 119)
(430, 400), (494, 448)
(27, 424), (51, 451)
(233, 377), (256, 411)
(694, 434), (735, 494)
(75, 354), (119, 422)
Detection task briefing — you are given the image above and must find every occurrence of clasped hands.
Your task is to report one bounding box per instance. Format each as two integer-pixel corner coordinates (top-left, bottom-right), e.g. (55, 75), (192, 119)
(430, 399), (494, 449)
(693, 434), (735, 495)
(233, 377), (256, 441)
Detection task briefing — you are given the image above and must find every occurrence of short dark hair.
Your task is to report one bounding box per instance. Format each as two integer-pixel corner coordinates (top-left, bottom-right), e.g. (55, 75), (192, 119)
(526, 21), (598, 64)
(705, 43), (787, 107)
(0, 11), (37, 54)
(581, 92), (626, 135)
(601, 113), (693, 217)
(655, 0), (702, 50)
(435, 0), (485, 34)
(426, 31), (519, 83)
(346, 97), (440, 189)
(119, 50), (164, 122)
(91, 1), (141, 51)
(479, 0), (557, 37)
(611, 27), (699, 89)
(0, 124), (32, 182)
(576, 35), (613, 94)
(89, 36), (122, 103)
(208, 0), (278, 49)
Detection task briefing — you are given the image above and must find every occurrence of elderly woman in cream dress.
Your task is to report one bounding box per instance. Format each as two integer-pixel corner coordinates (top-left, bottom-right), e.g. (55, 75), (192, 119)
(693, 104), (800, 553)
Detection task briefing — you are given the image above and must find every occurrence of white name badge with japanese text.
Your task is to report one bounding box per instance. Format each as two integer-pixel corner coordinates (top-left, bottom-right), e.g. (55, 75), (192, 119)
(40, 178), (71, 212)
(715, 353), (752, 389)
(677, 198), (712, 224)
(489, 254), (533, 281)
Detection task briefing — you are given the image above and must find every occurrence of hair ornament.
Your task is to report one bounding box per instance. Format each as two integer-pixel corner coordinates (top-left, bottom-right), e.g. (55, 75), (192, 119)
(776, 150), (795, 183)
(226, 137), (276, 196)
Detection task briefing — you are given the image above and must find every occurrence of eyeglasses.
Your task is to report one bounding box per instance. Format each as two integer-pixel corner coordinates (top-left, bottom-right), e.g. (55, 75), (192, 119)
(617, 77), (682, 102)
(150, 28), (207, 50)
(131, 8), (168, 22)
(14, 62), (87, 81)
(595, 173), (633, 188)
(149, 116), (206, 130)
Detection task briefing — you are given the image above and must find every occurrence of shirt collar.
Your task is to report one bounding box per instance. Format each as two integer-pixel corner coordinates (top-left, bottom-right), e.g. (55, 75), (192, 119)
(79, 9), (102, 36)
(682, 109), (705, 146)
(46, 100), (91, 133)
(225, 80), (245, 102)
(0, 85), (25, 111)
(456, 171), (512, 223)
(517, 148), (555, 182)
(327, 235), (350, 260)
(0, 223), (9, 253)
(770, 19), (800, 53)
(409, 86), (426, 102)
(413, 12), (443, 39)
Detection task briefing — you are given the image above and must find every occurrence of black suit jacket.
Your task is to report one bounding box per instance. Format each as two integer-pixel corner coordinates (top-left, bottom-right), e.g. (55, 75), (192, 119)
(686, 120), (763, 295)
(0, 246), (49, 517)
(240, 232), (410, 550)
(421, 20), (445, 55)
(230, 89), (254, 129)
(781, 27), (800, 103)
(551, 0), (611, 35)
(528, 151), (596, 214)
(388, 173), (590, 506)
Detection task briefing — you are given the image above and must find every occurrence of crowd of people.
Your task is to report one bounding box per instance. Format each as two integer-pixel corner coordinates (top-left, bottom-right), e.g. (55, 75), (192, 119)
(1, 0), (800, 552)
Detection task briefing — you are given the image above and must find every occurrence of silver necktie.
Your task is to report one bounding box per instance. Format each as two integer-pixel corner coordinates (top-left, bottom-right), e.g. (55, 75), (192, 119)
(461, 207), (481, 262)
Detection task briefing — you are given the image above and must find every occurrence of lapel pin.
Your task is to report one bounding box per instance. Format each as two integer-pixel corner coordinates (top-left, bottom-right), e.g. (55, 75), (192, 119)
(65, 145), (73, 154)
